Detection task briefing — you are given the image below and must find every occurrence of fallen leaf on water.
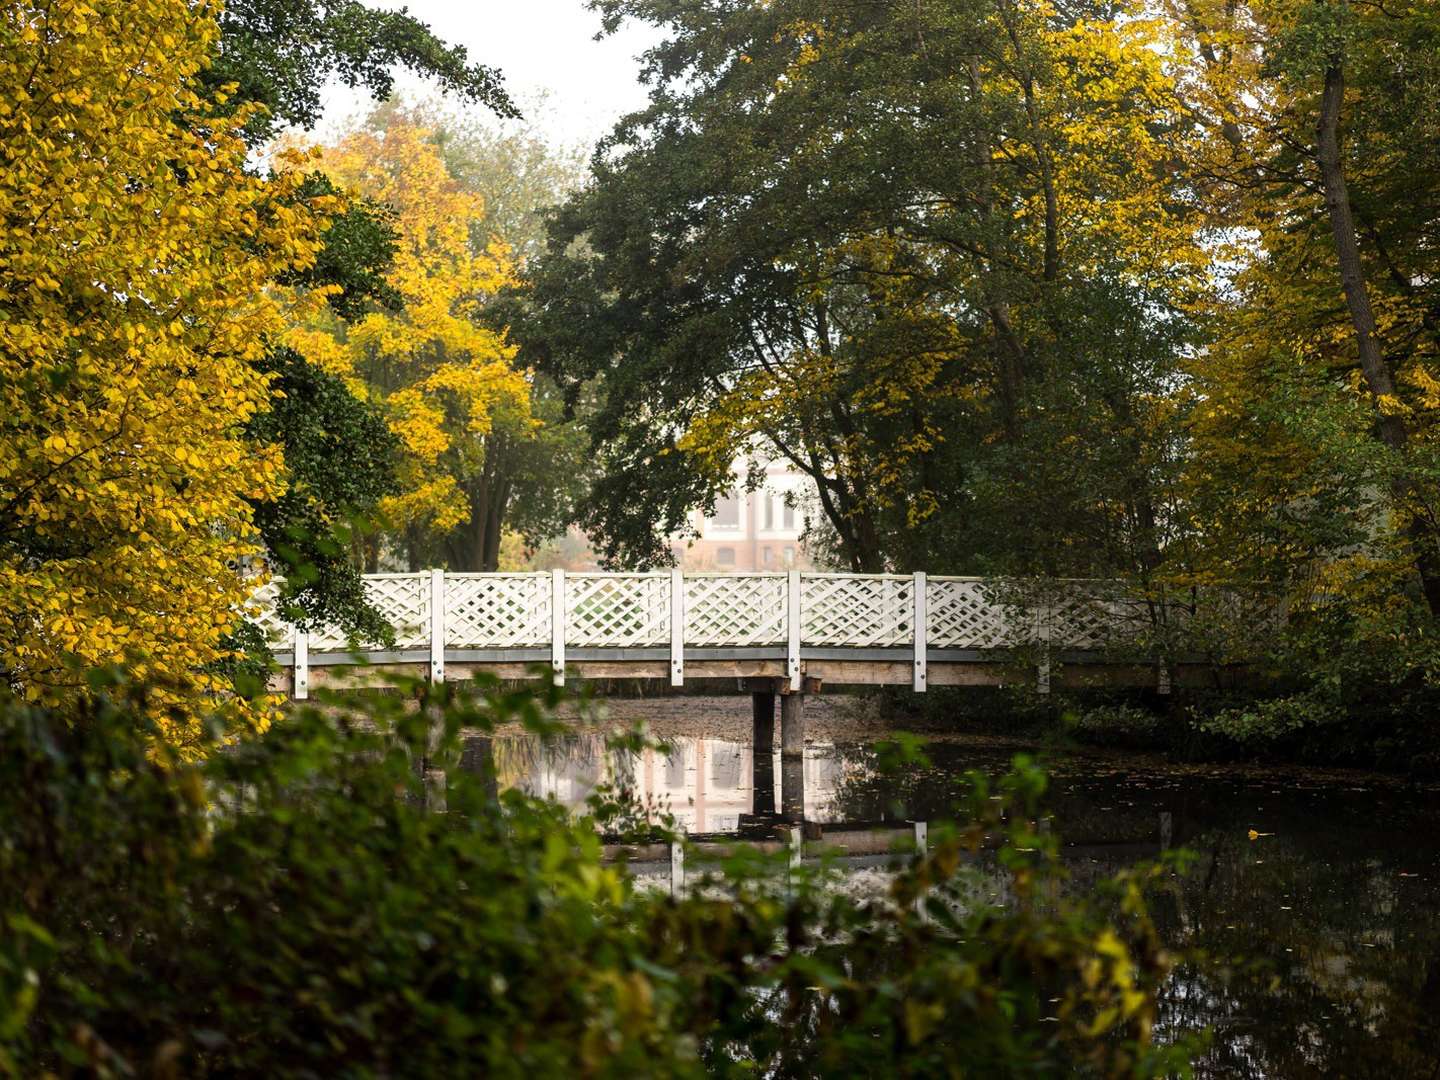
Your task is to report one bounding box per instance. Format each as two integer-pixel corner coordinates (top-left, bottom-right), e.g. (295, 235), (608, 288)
(1248, 829), (1275, 840)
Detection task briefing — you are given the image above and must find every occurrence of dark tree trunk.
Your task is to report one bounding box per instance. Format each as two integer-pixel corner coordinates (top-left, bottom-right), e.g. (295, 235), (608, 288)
(1316, 62), (1404, 451)
(481, 478), (508, 571)
(443, 447), (515, 572)
(965, 54), (1028, 441)
(1316, 57), (1440, 617)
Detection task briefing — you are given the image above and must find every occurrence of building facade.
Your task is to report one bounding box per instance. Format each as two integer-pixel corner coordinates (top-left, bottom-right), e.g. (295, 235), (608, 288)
(671, 458), (815, 572)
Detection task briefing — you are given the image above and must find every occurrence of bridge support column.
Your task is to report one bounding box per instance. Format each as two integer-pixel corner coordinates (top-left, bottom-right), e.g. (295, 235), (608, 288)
(780, 752), (805, 821)
(752, 689), (775, 751)
(752, 748), (776, 817)
(781, 691), (805, 819)
(751, 688), (776, 816)
(781, 690), (804, 757)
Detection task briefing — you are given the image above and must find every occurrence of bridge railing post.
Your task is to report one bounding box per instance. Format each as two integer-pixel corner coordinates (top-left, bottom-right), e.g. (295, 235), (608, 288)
(429, 568), (445, 685)
(912, 571), (927, 693)
(1036, 595), (1052, 696)
(786, 569), (802, 692)
(551, 568), (566, 685)
(670, 827), (686, 898)
(292, 623), (308, 700)
(670, 568), (685, 686)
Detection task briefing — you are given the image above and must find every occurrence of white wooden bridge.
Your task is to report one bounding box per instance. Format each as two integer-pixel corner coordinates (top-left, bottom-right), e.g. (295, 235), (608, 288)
(256, 570), (1247, 700)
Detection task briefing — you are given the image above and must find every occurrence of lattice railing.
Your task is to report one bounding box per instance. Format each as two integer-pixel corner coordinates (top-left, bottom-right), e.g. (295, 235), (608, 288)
(309, 573), (430, 651)
(926, 578), (1019, 649)
(244, 577), (292, 650)
(251, 571), (1221, 653)
(685, 574), (787, 645)
(253, 570), (1260, 698)
(568, 574), (670, 647)
(803, 574), (913, 647)
(447, 573), (550, 648)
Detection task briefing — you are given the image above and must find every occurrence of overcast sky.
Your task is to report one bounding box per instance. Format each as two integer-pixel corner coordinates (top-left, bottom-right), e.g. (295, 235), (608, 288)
(316, 0), (665, 152)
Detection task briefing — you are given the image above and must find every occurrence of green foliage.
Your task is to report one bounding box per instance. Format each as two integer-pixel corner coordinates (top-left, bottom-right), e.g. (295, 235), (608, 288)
(282, 171), (405, 320)
(246, 347), (401, 643)
(1065, 704), (1167, 751)
(525, 0), (1197, 572)
(206, 0), (517, 145)
(0, 675), (1194, 1077)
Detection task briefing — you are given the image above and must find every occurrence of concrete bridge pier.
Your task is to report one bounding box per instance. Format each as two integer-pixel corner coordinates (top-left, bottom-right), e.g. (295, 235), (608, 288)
(781, 691), (804, 757)
(780, 754), (805, 821)
(752, 751), (776, 816)
(750, 685), (777, 815)
(751, 686), (776, 752)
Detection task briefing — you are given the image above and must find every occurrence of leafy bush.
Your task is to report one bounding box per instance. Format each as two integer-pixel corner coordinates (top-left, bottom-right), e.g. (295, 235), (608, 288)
(0, 672), (1194, 1077)
(1068, 703), (1165, 747)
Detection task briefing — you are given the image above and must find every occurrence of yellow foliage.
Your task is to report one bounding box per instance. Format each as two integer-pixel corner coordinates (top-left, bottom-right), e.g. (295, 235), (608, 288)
(0, 0), (329, 747)
(283, 120), (531, 536)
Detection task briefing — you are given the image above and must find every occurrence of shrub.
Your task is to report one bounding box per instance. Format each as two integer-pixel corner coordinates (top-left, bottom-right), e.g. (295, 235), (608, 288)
(0, 672), (1195, 1077)
(1068, 703), (1165, 747)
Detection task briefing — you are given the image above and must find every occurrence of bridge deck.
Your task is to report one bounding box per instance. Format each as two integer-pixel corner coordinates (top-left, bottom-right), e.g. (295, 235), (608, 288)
(254, 570), (1219, 699)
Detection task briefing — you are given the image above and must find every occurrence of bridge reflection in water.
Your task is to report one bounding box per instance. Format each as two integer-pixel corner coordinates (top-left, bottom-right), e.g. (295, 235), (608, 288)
(459, 733), (844, 832)
(458, 731), (1440, 1078)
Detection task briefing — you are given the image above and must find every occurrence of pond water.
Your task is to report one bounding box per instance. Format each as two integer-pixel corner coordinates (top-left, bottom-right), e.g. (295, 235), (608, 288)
(461, 720), (1440, 1078)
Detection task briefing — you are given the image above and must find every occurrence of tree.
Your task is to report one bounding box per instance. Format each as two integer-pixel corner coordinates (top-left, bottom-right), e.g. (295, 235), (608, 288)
(1167, 0), (1440, 718)
(293, 101), (598, 573)
(0, 0), (329, 743)
(526, 0), (1204, 576)
(204, 0), (516, 145)
(241, 170), (406, 647)
(245, 346), (401, 644)
(286, 118), (532, 571)
(417, 99), (599, 568)
(198, 5), (520, 633)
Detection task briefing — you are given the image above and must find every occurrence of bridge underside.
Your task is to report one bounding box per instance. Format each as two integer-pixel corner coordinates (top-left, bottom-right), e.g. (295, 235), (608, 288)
(269, 646), (1221, 696)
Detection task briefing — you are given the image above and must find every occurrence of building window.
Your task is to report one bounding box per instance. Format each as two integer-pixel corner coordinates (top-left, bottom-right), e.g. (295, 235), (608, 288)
(782, 546), (795, 568)
(716, 547), (736, 568)
(710, 490), (740, 529)
(761, 546), (774, 567)
(765, 494), (776, 530)
(782, 502), (796, 530)
(665, 745), (686, 788)
(711, 745), (742, 789)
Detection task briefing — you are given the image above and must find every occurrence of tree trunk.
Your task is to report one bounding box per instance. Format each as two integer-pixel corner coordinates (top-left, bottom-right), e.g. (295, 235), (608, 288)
(1316, 58), (1440, 616)
(965, 55), (1027, 440)
(481, 478), (508, 571)
(1316, 62), (1404, 451)
(443, 452), (516, 572)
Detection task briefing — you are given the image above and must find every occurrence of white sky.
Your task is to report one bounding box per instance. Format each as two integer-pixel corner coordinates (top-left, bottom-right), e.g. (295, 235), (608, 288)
(316, 0), (665, 152)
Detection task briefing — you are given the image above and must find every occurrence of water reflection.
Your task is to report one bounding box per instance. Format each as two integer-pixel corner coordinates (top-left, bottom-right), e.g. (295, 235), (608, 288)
(823, 741), (1440, 1080)
(463, 732), (1440, 1076)
(470, 733), (846, 832)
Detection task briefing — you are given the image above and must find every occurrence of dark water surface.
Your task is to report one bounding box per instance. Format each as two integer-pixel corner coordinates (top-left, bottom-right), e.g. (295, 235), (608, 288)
(463, 728), (1440, 1078)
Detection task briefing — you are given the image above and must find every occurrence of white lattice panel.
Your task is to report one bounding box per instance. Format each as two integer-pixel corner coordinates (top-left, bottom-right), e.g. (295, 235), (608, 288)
(926, 579), (1016, 648)
(1047, 584), (1148, 649)
(567, 574), (670, 647)
(309, 573), (429, 651)
(245, 571), (1244, 661)
(446, 574), (550, 647)
(685, 574), (787, 645)
(245, 578), (292, 648)
(802, 574), (914, 646)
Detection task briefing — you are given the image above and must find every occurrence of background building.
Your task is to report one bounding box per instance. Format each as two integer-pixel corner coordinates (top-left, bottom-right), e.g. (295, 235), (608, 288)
(671, 457), (815, 571)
